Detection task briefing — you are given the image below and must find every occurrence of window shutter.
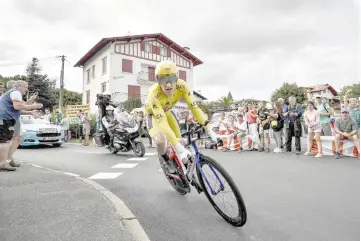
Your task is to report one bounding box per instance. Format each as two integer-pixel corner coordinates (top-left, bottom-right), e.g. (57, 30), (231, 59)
(122, 59), (133, 73)
(179, 70), (187, 81)
(148, 66), (155, 81)
(140, 42), (145, 51)
(167, 48), (171, 57)
(152, 45), (157, 54)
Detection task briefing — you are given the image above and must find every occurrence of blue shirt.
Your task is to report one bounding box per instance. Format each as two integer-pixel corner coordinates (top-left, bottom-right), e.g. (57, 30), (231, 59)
(0, 89), (22, 120)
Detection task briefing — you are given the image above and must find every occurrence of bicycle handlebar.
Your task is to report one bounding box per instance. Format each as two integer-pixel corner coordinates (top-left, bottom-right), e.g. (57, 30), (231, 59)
(180, 121), (223, 148)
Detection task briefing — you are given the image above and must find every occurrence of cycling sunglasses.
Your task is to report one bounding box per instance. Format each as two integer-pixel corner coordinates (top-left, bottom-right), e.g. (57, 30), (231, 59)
(157, 74), (178, 85)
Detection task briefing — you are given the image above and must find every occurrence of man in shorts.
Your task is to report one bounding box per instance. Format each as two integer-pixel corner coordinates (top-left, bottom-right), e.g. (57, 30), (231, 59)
(5, 80), (40, 167)
(0, 80), (43, 171)
(334, 108), (359, 159)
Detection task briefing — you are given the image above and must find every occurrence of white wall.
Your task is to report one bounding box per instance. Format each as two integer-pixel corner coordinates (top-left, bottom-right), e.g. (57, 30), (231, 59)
(82, 44), (111, 113)
(307, 89), (335, 99)
(81, 39), (197, 113)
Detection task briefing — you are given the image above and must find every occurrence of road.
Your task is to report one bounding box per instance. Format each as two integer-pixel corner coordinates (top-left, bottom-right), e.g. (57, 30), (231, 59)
(14, 142), (360, 241)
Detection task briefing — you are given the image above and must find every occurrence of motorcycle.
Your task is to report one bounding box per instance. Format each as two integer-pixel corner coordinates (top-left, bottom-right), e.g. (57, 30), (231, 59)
(93, 93), (146, 157)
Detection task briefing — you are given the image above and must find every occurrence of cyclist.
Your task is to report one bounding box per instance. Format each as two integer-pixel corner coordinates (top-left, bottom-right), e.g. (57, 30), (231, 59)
(144, 60), (218, 169)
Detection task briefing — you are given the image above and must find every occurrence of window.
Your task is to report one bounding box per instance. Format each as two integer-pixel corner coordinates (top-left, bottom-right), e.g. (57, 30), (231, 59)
(128, 85), (140, 100)
(101, 83), (106, 93)
(86, 91), (90, 104)
(86, 69), (90, 84)
(160, 47), (167, 56)
(145, 43), (152, 53)
(102, 57), (107, 74)
(92, 65), (95, 78)
(122, 59), (133, 73)
(148, 66), (155, 81)
(179, 70), (187, 81)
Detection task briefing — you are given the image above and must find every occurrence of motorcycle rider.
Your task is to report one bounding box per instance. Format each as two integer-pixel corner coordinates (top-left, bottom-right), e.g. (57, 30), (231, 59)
(102, 105), (117, 148)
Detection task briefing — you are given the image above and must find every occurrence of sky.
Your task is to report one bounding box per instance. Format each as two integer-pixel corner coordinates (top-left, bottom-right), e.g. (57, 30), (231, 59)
(0, 0), (359, 101)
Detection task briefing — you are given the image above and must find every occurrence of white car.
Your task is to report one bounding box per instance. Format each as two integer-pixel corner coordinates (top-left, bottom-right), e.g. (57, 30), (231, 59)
(20, 115), (64, 147)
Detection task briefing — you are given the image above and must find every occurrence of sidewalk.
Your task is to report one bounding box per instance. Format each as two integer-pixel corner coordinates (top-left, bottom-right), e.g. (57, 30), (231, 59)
(0, 165), (143, 241)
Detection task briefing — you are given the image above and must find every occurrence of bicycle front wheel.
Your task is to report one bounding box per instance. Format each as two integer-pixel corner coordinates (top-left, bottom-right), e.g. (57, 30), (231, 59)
(196, 155), (247, 227)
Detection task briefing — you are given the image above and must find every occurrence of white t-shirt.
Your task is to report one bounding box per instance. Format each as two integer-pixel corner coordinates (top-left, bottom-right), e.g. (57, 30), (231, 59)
(10, 90), (22, 101)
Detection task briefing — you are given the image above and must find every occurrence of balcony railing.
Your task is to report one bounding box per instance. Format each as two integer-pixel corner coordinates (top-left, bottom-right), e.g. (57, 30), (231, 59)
(137, 71), (156, 84)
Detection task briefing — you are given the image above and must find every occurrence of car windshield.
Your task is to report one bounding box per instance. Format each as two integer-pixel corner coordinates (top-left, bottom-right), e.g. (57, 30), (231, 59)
(21, 118), (50, 125)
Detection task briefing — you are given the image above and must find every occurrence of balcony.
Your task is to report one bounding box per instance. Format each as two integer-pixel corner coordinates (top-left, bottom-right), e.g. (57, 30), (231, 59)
(137, 71), (157, 85)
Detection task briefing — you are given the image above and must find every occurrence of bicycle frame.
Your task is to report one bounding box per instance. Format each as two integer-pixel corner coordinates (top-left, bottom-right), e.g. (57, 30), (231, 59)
(167, 137), (225, 196)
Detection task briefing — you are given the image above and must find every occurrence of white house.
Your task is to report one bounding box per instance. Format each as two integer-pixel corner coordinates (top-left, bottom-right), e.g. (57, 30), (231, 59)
(74, 33), (204, 113)
(304, 84), (340, 105)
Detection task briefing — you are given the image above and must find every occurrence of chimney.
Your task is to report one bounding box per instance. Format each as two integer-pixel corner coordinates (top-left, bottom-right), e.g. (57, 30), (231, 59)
(183, 46), (190, 51)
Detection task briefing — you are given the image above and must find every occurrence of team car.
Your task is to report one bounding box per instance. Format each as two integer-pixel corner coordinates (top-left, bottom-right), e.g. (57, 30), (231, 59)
(20, 115), (64, 147)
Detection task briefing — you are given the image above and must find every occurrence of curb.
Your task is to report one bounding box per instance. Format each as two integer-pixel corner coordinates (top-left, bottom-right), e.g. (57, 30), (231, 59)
(30, 164), (151, 241)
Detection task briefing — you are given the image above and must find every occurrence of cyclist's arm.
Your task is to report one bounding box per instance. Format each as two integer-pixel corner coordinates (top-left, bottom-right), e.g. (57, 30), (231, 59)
(149, 96), (179, 146)
(181, 83), (208, 129)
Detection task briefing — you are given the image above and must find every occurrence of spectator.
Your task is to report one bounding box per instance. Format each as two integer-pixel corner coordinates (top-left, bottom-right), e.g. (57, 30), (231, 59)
(82, 111), (91, 146)
(344, 89), (360, 137)
(257, 101), (270, 152)
(334, 108), (360, 159)
(218, 112), (228, 135)
(278, 98), (288, 149)
(0, 80), (43, 171)
(61, 116), (70, 142)
(315, 96), (333, 136)
(304, 101), (322, 157)
(247, 102), (259, 151)
(269, 101), (284, 153)
(284, 96), (303, 154)
(55, 109), (63, 125)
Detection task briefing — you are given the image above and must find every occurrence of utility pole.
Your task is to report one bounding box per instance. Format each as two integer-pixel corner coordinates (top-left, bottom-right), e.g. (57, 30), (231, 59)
(57, 55), (65, 113)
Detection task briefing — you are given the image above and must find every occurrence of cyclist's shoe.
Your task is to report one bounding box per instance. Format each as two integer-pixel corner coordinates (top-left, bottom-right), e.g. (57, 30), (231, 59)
(160, 152), (176, 173)
(174, 143), (192, 165)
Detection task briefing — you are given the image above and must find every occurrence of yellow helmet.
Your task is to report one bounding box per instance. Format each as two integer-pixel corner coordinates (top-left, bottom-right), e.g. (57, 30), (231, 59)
(155, 60), (178, 84)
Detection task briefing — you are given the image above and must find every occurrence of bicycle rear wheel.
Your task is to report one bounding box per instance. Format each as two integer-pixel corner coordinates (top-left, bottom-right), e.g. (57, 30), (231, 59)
(196, 155), (247, 227)
(158, 153), (190, 195)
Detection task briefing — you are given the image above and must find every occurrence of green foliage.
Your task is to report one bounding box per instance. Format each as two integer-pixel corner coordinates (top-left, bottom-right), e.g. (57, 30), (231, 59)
(25, 57), (57, 109)
(53, 88), (82, 106)
(271, 82), (307, 104)
(339, 83), (360, 99)
(218, 96), (233, 110)
(123, 98), (142, 112)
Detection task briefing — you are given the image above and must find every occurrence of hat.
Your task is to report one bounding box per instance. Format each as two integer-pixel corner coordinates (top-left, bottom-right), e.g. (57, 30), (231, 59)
(341, 108), (349, 113)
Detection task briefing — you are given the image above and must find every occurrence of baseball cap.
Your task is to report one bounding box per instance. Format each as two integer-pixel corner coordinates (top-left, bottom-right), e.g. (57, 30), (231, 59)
(341, 108), (349, 113)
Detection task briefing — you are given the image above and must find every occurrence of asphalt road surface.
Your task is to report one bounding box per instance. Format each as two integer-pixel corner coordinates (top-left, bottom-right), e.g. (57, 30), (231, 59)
(15, 142), (360, 241)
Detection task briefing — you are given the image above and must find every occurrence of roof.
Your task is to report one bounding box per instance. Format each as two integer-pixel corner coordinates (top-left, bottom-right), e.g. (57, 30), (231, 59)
(74, 33), (203, 67)
(305, 84), (338, 96)
(193, 90), (207, 100)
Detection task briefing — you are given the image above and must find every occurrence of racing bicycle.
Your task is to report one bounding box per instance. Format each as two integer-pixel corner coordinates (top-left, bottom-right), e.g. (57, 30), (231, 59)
(158, 122), (247, 227)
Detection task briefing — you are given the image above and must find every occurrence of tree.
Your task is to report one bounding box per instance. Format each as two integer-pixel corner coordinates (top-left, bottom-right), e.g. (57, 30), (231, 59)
(218, 96), (233, 110)
(227, 91), (233, 101)
(339, 83), (360, 99)
(271, 82), (307, 104)
(123, 98), (142, 112)
(53, 89), (82, 106)
(25, 58), (57, 109)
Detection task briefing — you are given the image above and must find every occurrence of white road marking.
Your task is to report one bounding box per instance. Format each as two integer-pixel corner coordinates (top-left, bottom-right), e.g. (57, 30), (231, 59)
(63, 172), (80, 177)
(88, 172), (123, 179)
(127, 157), (148, 161)
(158, 168), (163, 172)
(111, 163), (138, 169)
(145, 153), (157, 156)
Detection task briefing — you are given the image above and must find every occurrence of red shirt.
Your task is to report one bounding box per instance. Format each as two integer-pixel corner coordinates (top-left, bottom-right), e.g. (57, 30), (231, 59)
(247, 109), (257, 123)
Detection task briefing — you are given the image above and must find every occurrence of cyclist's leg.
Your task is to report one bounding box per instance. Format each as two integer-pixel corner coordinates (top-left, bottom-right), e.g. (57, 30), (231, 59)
(166, 111), (182, 140)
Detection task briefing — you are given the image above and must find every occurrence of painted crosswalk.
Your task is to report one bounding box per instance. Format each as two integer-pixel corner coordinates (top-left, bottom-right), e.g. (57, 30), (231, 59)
(111, 163), (138, 168)
(88, 172), (123, 179)
(87, 152), (157, 180)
